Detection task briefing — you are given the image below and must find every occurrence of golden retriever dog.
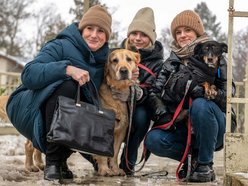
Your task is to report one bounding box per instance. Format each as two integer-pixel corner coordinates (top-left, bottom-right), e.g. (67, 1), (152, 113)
(24, 139), (44, 172)
(0, 96), (9, 122)
(0, 95), (44, 172)
(93, 49), (140, 176)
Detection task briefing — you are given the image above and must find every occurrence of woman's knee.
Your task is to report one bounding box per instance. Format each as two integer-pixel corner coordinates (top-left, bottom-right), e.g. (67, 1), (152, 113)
(191, 98), (208, 113)
(145, 130), (159, 149)
(145, 130), (171, 152)
(133, 106), (151, 129)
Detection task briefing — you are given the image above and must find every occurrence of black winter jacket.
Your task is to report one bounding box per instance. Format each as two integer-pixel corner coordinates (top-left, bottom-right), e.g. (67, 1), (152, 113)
(121, 39), (164, 104)
(150, 51), (236, 113)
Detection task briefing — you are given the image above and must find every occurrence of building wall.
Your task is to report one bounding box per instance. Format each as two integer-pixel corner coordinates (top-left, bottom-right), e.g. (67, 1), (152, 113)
(0, 56), (23, 73)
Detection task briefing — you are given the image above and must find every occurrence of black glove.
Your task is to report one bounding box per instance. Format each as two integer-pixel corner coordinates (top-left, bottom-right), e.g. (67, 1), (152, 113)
(190, 85), (204, 99)
(153, 112), (173, 127)
(148, 95), (168, 121)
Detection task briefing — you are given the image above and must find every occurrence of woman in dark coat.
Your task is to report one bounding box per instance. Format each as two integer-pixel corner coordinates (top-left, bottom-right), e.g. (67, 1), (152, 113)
(6, 5), (112, 181)
(145, 10), (236, 182)
(118, 7), (164, 175)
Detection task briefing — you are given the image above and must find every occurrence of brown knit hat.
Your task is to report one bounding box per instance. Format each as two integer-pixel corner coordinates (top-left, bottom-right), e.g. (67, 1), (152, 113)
(78, 5), (112, 41)
(127, 7), (157, 44)
(171, 10), (205, 40)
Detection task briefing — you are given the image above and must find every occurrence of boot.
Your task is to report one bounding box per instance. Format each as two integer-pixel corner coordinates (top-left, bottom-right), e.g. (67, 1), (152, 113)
(119, 151), (134, 176)
(61, 162), (73, 179)
(189, 162), (215, 182)
(44, 164), (61, 181)
(178, 157), (198, 179)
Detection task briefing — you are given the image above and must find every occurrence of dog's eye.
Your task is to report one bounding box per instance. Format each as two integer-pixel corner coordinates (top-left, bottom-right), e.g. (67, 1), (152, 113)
(126, 57), (132, 62)
(112, 58), (119, 63)
(204, 47), (209, 50)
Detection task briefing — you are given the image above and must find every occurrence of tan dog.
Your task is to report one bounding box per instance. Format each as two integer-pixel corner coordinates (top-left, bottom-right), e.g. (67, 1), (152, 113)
(0, 95), (44, 172)
(93, 49), (140, 176)
(0, 96), (9, 122)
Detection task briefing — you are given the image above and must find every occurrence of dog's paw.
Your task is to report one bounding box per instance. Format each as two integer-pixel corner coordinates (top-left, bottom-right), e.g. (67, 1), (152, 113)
(97, 167), (114, 176)
(25, 164), (40, 172)
(204, 84), (217, 100)
(112, 167), (126, 176)
(35, 162), (44, 170)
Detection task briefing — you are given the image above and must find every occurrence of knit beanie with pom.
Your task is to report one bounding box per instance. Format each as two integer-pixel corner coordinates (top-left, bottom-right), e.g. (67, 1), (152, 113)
(171, 10), (205, 40)
(78, 5), (112, 41)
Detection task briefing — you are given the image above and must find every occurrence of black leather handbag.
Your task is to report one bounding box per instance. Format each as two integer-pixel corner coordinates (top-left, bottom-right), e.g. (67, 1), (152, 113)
(47, 81), (116, 157)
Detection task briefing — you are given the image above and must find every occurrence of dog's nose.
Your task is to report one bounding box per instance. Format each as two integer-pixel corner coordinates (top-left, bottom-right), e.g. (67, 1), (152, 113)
(119, 67), (129, 79)
(207, 57), (213, 62)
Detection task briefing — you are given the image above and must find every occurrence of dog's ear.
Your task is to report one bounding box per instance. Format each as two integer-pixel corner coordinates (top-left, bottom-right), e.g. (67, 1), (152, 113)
(129, 45), (139, 53)
(193, 43), (203, 58)
(124, 38), (139, 52)
(134, 52), (141, 64)
(220, 43), (228, 53)
(105, 51), (115, 77)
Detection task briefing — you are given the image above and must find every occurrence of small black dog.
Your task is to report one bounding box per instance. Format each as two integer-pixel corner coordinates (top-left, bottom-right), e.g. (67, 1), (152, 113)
(194, 40), (227, 69)
(192, 40), (228, 99)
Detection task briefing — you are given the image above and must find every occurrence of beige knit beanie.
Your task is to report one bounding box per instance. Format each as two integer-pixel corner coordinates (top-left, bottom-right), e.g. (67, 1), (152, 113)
(127, 7), (157, 44)
(78, 5), (112, 41)
(171, 10), (205, 40)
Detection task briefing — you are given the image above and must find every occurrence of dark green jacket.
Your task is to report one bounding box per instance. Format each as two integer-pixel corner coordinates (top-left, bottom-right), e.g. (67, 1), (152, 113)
(6, 23), (109, 152)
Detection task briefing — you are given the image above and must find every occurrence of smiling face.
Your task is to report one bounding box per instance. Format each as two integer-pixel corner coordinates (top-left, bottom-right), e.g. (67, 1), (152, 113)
(82, 25), (107, 51)
(128, 31), (151, 49)
(175, 26), (197, 48)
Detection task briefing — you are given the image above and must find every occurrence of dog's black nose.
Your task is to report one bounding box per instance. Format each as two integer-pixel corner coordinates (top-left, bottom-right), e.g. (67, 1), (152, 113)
(120, 67), (129, 79)
(207, 57), (213, 62)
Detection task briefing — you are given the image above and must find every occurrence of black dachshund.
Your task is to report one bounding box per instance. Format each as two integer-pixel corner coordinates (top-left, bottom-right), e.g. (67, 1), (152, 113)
(191, 40), (228, 99)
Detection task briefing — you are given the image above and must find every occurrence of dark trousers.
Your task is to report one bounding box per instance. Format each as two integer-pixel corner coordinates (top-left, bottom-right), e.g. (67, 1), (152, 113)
(44, 80), (78, 166)
(145, 98), (225, 164)
(120, 104), (152, 167)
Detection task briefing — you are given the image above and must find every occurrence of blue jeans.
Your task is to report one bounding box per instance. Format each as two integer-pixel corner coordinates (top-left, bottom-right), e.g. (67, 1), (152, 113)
(121, 104), (152, 166)
(145, 98), (226, 164)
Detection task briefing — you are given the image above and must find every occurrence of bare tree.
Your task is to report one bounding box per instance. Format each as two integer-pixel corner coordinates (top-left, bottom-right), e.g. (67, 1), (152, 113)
(32, 6), (67, 53)
(233, 27), (248, 82)
(159, 27), (173, 58)
(70, 0), (102, 22)
(194, 2), (227, 43)
(0, 0), (33, 56)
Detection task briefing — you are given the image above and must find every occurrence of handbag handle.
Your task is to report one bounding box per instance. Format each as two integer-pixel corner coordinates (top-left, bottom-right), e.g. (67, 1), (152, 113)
(76, 80), (101, 108)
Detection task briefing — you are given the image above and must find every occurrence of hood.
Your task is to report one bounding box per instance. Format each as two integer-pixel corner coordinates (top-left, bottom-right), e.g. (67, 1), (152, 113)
(56, 23), (109, 65)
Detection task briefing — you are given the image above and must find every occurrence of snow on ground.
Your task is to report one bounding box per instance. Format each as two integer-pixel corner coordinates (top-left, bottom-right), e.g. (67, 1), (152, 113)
(0, 134), (225, 186)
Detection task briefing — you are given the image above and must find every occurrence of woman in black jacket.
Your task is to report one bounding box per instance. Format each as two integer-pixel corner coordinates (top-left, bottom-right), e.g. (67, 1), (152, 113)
(117, 7), (164, 175)
(144, 10), (236, 182)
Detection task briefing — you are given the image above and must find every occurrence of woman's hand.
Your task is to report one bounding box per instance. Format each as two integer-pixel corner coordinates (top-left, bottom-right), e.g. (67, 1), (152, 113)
(66, 65), (90, 86)
(132, 67), (139, 82)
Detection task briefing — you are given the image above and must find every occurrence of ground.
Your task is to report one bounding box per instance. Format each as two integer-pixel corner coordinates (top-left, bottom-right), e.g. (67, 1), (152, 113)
(0, 134), (224, 186)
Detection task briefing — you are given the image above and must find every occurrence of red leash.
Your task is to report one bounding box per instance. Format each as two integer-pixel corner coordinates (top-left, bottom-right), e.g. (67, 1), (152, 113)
(137, 63), (156, 78)
(137, 63), (156, 88)
(126, 80), (193, 177)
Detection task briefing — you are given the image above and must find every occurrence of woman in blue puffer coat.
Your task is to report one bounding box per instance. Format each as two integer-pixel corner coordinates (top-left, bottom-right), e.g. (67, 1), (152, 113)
(6, 5), (112, 181)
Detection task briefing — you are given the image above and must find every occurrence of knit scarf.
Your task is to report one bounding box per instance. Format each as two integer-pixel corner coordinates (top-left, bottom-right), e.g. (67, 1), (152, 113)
(170, 34), (210, 60)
